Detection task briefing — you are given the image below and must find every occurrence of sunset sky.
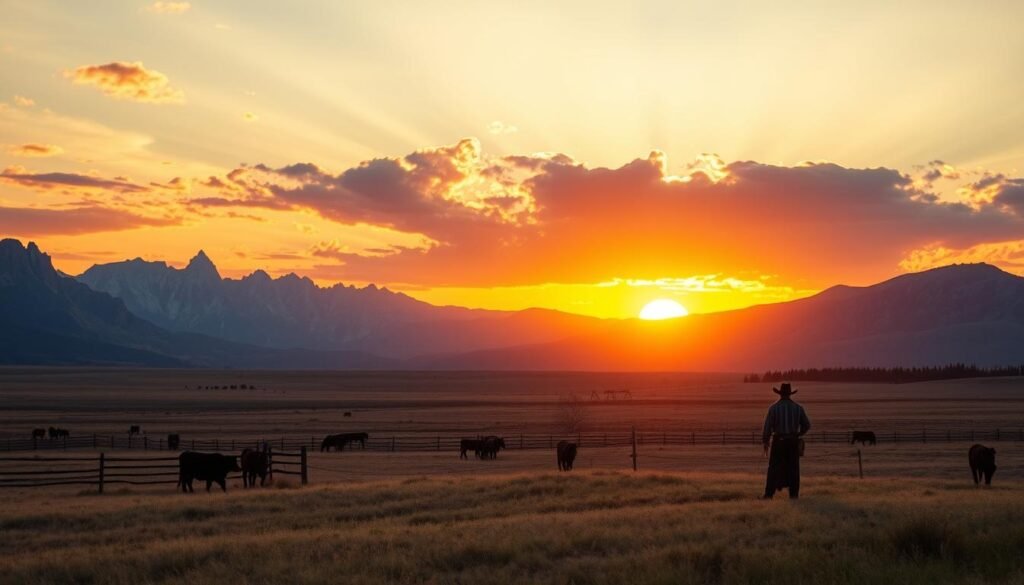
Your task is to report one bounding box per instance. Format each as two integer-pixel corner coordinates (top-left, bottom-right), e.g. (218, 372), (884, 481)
(2, 0), (1024, 318)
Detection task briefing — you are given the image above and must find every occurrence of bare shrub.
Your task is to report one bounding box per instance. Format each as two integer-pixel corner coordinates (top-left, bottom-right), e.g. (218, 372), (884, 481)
(555, 393), (589, 434)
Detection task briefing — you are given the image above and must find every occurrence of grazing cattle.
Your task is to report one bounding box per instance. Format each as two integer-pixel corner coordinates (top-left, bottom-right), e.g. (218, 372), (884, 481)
(50, 428), (70, 439)
(343, 412), (352, 417)
(320, 432), (369, 452)
(177, 451), (240, 493)
(167, 433), (181, 450)
(47, 426), (57, 439)
(969, 444), (997, 486)
(240, 448), (270, 487)
(478, 436), (506, 460)
(850, 431), (877, 446)
(31, 428), (46, 440)
(459, 438), (483, 459)
(128, 425), (141, 436)
(556, 441), (578, 471)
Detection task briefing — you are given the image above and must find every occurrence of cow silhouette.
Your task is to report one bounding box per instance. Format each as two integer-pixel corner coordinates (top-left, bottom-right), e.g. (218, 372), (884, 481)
(851, 431), (876, 446)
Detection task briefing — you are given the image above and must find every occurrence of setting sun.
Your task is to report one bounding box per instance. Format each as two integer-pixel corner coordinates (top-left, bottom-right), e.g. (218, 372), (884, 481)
(638, 299), (689, 320)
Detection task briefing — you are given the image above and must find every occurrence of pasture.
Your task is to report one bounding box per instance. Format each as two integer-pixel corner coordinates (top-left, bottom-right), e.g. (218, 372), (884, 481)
(0, 368), (1022, 482)
(2, 368), (1024, 583)
(2, 472), (1024, 584)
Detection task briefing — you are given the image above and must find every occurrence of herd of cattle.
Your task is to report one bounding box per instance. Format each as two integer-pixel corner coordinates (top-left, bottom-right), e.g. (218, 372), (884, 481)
(26, 426), (999, 490)
(31, 427), (70, 440)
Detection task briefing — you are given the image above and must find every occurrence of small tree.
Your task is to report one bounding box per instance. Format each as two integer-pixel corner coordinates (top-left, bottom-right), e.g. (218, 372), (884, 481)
(556, 393), (590, 434)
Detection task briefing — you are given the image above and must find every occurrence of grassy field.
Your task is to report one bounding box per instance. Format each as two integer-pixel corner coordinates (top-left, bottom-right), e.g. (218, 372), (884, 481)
(2, 471), (1023, 584)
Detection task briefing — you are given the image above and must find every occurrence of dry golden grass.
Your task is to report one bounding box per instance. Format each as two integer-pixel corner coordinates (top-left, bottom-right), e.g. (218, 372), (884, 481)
(2, 471), (1023, 584)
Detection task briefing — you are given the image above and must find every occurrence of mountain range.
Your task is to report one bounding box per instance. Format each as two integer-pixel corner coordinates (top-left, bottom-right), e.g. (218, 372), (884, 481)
(3, 237), (1024, 370)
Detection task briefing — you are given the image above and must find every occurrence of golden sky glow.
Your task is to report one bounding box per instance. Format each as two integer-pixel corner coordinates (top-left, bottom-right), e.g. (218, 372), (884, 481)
(2, 1), (1024, 318)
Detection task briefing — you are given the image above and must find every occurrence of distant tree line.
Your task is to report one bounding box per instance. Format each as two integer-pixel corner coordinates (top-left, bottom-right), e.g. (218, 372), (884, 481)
(744, 364), (1024, 384)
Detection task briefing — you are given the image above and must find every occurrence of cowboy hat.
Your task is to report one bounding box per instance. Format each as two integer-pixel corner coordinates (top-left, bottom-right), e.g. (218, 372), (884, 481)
(773, 383), (797, 396)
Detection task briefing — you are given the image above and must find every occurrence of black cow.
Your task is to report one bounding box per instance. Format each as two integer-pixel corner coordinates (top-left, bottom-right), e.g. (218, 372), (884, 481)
(478, 436), (505, 460)
(128, 425), (141, 436)
(851, 431), (877, 446)
(969, 444), (997, 486)
(51, 428), (69, 439)
(320, 432), (369, 452)
(47, 426), (57, 439)
(343, 412), (352, 417)
(557, 440), (578, 471)
(459, 438), (483, 459)
(167, 433), (181, 450)
(31, 428), (46, 440)
(240, 448), (270, 487)
(178, 451), (240, 493)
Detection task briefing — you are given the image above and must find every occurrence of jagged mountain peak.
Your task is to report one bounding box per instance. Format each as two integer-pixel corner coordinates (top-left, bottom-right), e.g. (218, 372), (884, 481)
(184, 250), (220, 280)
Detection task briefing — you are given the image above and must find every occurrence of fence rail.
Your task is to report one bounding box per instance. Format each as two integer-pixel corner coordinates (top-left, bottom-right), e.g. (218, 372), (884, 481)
(2, 428), (1021, 454)
(0, 448), (307, 491)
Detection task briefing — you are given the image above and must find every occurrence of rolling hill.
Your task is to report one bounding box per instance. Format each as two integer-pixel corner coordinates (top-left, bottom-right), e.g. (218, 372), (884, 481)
(428, 263), (1024, 370)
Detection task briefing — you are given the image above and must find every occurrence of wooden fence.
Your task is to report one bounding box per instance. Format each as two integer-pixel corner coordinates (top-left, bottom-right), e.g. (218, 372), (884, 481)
(0, 448), (308, 491)
(2, 428), (1022, 453)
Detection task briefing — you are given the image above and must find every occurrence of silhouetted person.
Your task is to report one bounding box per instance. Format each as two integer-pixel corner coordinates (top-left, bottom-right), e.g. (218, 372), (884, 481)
(761, 383), (810, 499)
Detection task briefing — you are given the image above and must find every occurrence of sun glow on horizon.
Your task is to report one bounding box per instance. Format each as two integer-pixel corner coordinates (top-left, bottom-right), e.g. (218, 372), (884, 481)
(638, 299), (689, 320)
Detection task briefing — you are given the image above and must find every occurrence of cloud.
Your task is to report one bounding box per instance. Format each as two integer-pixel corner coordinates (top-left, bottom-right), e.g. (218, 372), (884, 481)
(900, 240), (1024, 272)
(0, 205), (180, 236)
(7, 144), (63, 157)
(200, 141), (1024, 288)
(147, 1), (190, 14)
(13, 95), (34, 107)
(66, 62), (184, 104)
(487, 120), (518, 135)
(1, 167), (148, 193)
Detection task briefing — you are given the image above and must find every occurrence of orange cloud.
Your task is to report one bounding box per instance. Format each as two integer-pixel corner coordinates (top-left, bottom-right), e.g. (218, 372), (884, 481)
(1, 167), (148, 193)
(66, 62), (184, 104)
(13, 95), (34, 107)
(7, 143), (63, 157)
(195, 140), (1024, 289)
(0, 205), (179, 235)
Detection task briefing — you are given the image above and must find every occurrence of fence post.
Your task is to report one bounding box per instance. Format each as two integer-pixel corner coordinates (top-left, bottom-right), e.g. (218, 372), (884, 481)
(996, 428), (1001, 441)
(922, 429), (926, 444)
(33, 437), (37, 451)
(92, 434), (96, 449)
(520, 434), (524, 449)
(98, 452), (105, 494)
(280, 437), (284, 450)
(436, 436), (440, 451)
(63, 436), (67, 451)
(268, 446), (274, 482)
(231, 439), (235, 451)
(192, 439), (196, 450)
(144, 436), (149, 450)
(857, 449), (863, 479)
(631, 426), (638, 472)
(391, 437), (396, 452)
(300, 446), (308, 486)
(215, 439), (219, 451)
